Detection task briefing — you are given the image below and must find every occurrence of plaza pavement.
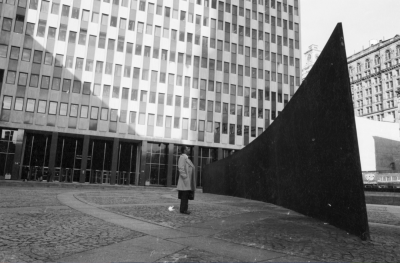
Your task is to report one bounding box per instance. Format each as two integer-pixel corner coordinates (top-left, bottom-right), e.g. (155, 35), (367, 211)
(0, 181), (400, 262)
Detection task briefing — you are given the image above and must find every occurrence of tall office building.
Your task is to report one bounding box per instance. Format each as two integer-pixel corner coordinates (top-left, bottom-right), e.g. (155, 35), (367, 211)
(349, 35), (400, 122)
(0, 0), (301, 186)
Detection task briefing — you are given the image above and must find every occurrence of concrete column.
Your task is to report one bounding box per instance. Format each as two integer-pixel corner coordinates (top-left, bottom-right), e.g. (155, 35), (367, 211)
(217, 148), (223, 160)
(11, 129), (25, 180)
(110, 137), (119, 185)
(193, 145), (199, 187)
(79, 135), (90, 183)
(139, 140), (148, 186)
(47, 132), (58, 182)
(135, 144), (141, 185)
(167, 143), (174, 187)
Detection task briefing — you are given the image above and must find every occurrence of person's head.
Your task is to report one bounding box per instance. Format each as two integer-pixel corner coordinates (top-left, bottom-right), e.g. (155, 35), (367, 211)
(180, 145), (190, 155)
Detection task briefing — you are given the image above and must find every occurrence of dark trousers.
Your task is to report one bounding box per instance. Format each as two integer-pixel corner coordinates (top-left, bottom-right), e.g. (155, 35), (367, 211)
(179, 191), (190, 213)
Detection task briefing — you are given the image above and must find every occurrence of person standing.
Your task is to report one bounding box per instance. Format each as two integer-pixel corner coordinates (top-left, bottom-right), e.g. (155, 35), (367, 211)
(21, 167), (29, 182)
(177, 145), (196, 215)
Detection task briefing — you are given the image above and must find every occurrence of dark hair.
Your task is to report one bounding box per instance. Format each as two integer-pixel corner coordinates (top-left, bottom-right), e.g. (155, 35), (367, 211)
(180, 145), (188, 154)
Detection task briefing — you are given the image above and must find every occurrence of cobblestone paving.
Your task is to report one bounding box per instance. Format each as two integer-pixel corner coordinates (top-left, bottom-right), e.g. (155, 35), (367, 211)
(76, 191), (176, 205)
(0, 188), (66, 208)
(104, 203), (251, 228)
(367, 206), (400, 226)
(2, 186), (400, 263)
(156, 247), (241, 262)
(213, 212), (400, 263)
(0, 188), (144, 263)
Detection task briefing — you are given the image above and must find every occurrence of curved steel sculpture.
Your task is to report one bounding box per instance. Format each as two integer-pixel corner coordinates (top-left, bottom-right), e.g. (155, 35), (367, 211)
(203, 24), (370, 240)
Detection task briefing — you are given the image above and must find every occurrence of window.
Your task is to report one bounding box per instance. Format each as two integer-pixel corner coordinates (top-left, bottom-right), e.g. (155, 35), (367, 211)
(14, 14), (25, 34)
(101, 14), (109, 25)
(36, 20), (46, 37)
(62, 79), (71, 92)
(375, 55), (380, 65)
(38, 100), (46, 113)
(2, 18), (12, 32)
(2, 96), (12, 110)
(18, 72), (28, 86)
(74, 57), (85, 70)
(29, 0), (38, 9)
(100, 108), (108, 120)
(81, 9), (90, 21)
(59, 103), (68, 116)
(139, 0), (146, 11)
(65, 56), (73, 68)
(82, 82), (90, 95)
(52, 78), (61, 90)
(61, 5), (70, 17)
(58, 24), (67, 41)
(0, 45), (8, 58)
(46, 27), (57, 39)
(86, 59), (94, 72)
(90, 106), (99, 119)
(70, 104), (78, 117)
(71, 7), (80, 19)
(92, 12), (99, 23)
(25, 99), (35, 112)
(386, 50), (391, 61)
(14, 97), (23, 111)
(8, 47), (19, 61)
(40, 76), (50, 89)
(68, 31), (77, 43)
(48, 101), (57, 115)
(110, 16), (117, 27)
(72, 80), (81, 93)
(156, 5), (163, 15)
(29, 74), (39, 87)
(79, 105), (88, 118)
(78, 29), (87, 45)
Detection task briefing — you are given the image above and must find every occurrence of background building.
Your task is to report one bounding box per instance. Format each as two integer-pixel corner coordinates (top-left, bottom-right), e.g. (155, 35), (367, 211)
(0, 0), (301, 186)
(348, 35), (400, 122)
(301, 44), (320, 81)
(355, 116), (400, 172)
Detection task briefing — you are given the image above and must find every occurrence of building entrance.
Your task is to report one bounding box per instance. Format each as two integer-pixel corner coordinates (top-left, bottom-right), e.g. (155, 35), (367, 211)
(146, 143), (168, 186)
(117, 142), (138, 185)
(0, 129), (16, 179)
(86, 139), (113, 184)
(22, 133), (51, 181)
(54, 136), (83, 183)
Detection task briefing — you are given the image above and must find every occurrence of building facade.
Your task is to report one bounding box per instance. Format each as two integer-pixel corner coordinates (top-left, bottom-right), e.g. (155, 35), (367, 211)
(301, 44), (320, 81)
(0, 0), (301, 186)
(349, 35), (400, 122)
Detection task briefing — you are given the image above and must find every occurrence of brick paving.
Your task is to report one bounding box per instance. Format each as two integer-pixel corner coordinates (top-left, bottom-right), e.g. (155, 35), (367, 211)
(156, 247), (241, 262)
(81, 190), (400, 263)
(104, 203), (252, 228)
(0, 188), (143, 263)
(1, 184), (400, 262)
(213, 212), (400, 263)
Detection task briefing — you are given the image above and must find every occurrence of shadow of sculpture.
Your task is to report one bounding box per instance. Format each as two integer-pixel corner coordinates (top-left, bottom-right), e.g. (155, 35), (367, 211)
(203, 23), (370, 240)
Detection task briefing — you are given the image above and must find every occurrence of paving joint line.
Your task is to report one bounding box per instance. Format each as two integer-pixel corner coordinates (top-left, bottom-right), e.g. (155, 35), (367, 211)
(211, 235), (320, 262)
(61, 191), (299, 262)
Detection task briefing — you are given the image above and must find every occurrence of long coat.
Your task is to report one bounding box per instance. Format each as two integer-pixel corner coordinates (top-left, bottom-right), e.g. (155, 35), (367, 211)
(177, 154), (196, 191)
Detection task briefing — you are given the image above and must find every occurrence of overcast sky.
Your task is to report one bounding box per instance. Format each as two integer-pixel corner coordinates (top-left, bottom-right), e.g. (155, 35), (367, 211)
(300, 0), (400, 65)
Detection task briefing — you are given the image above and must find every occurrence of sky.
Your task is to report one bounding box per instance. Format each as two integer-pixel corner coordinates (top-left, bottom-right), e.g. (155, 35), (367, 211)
(300, 0), (400, 66)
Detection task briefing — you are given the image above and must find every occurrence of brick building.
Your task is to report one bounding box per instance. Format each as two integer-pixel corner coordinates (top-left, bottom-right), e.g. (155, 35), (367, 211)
(349, 35), (400, 122)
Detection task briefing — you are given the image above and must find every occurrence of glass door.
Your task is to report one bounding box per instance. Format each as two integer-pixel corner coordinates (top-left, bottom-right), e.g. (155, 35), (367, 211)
(55, 136), (83, 183)
(0, 129), (16, 179)
(88, 139), (113, 184)
(117, 142), (138, 185)
(22, 133), (51, 181)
